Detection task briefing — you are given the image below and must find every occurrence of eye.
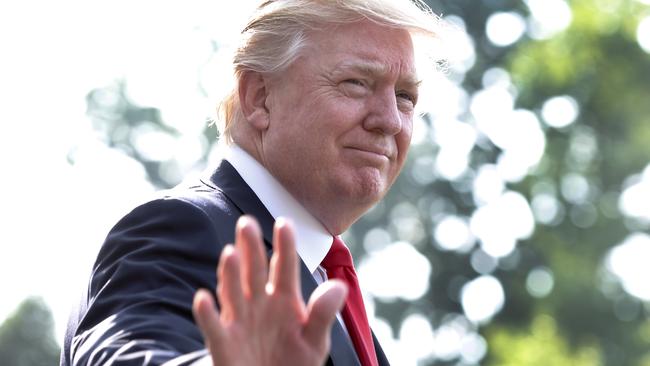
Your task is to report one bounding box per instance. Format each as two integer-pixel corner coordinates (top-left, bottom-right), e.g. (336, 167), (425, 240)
(344, 79), (365, 87)
(340, 79), (369, 98)
(396, 90), (417, 105)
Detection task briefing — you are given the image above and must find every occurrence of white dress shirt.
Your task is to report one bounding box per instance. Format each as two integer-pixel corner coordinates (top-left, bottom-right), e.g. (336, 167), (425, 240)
(221, 143), (333, 284)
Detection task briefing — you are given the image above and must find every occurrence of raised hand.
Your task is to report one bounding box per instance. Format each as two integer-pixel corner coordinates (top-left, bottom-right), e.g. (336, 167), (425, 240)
(192, 216), (347, 366)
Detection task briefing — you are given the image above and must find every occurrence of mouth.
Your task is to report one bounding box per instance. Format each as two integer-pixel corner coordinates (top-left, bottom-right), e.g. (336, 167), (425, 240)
(344, 146), (392, 163)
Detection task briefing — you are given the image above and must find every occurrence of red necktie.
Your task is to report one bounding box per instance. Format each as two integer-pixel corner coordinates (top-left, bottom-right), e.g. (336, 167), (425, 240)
(321, 237), (378, 366)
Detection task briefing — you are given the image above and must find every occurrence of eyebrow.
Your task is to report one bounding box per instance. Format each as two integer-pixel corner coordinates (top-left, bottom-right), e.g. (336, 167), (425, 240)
(334, 60), (422, 89)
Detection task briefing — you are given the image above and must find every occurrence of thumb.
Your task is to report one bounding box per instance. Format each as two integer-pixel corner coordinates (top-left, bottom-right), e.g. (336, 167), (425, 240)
(303, 280), (348, 351)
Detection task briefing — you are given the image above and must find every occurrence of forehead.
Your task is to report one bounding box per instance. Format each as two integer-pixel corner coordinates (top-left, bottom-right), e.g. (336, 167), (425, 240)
(305, 20), (418, 80)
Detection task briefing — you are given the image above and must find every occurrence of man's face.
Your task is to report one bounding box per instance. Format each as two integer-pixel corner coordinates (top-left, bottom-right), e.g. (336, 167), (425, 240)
(261, 20), (418, 229)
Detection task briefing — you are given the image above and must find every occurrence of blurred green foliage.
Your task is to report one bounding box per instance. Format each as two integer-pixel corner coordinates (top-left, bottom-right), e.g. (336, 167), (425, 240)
(488, 315), (602, 366)
(0, 297), (60, 366)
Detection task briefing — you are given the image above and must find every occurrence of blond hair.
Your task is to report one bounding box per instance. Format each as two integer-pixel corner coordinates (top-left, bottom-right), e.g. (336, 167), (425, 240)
(217, 0), (443, 144)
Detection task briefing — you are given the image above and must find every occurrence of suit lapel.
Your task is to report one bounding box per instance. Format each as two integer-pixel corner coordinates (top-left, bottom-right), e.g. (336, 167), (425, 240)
(203, 160), (276, 244)
(372, 331), (390, 366)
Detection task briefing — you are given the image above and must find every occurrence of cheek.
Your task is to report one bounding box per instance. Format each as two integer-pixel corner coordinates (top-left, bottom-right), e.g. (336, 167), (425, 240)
(305, 103), (358, 141)
(397, 124), (413, 155)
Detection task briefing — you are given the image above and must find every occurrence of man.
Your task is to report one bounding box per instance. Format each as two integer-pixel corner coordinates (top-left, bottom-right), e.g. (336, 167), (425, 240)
(61, 1), (442, 365)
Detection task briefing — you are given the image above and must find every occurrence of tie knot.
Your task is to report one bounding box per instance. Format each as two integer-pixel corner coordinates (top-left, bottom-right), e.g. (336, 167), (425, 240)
(321, 236), (354, 270)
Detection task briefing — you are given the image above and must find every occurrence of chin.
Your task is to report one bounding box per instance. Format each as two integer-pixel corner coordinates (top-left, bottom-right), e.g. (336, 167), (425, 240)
(346, 171), (389, 204)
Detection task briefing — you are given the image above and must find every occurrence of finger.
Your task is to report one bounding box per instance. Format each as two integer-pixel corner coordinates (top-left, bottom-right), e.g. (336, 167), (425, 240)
(235, 216), (268, 300)
(192, 289), (227, 356)
(303, 280), (348, 350)
(216, 244), (245, 321)
(268, 217), (299, 295)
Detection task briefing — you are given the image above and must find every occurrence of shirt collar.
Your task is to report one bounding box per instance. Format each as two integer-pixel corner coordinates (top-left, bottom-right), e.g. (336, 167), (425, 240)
(221, 143), (333, 273)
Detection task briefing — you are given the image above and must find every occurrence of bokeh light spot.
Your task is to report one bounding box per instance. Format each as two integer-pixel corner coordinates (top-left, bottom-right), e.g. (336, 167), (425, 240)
(473, 164), (505, 205)
(541, 95), (579, 128)
(363, 227), (392, 253)
(398, 314), (435, 361)
(606, 233), (650, 301)
(486, 12), (526, 47)
(531, 193), (562, 225)
(526, 267), (554, 298)
(461, 275), (505, 324)
(619, 164), (650, 222)
(470, 191), (535, 258)
(470, 249), (498, 274)
(525, 0), (572, 39)
(637, 16), (650, 53)
(358, 242), (431, 301)
(434, 215), (475, 252)
(460, 332), (487, 364)
(561, 173), (591, 204)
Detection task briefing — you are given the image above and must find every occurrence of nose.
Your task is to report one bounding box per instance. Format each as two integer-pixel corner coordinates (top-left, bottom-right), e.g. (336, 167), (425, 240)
(362, 90), (402, 136)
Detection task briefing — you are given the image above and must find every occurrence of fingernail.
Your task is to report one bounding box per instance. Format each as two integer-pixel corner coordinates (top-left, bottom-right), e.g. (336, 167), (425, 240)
(276, 216), (293, 229)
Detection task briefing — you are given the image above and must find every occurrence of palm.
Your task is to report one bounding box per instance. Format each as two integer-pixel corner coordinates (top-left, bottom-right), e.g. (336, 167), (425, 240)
(193, 217), (347, 366)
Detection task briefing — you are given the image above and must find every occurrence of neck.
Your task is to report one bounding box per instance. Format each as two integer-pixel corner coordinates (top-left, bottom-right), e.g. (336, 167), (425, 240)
(233, 140), (366, 235)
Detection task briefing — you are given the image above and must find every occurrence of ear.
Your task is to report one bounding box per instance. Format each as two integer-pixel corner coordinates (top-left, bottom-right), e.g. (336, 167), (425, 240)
(239, 71), (270, 131)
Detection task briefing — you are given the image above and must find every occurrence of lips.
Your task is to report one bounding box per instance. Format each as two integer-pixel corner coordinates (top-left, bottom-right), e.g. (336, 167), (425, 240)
(344, 145), (393, 162)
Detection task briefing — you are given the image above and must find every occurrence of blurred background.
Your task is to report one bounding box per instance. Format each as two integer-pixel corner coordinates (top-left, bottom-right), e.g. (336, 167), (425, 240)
(1, 0), (650, 365)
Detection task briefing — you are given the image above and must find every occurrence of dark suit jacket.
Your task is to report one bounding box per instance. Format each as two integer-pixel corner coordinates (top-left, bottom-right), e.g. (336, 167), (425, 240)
(61, 160), (389, 366)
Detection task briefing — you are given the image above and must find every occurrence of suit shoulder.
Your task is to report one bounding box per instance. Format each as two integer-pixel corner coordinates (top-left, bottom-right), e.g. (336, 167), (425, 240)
(101, 180), (242, 264)
(165, 179), (238, 219)
(121, 178), (238, 226)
